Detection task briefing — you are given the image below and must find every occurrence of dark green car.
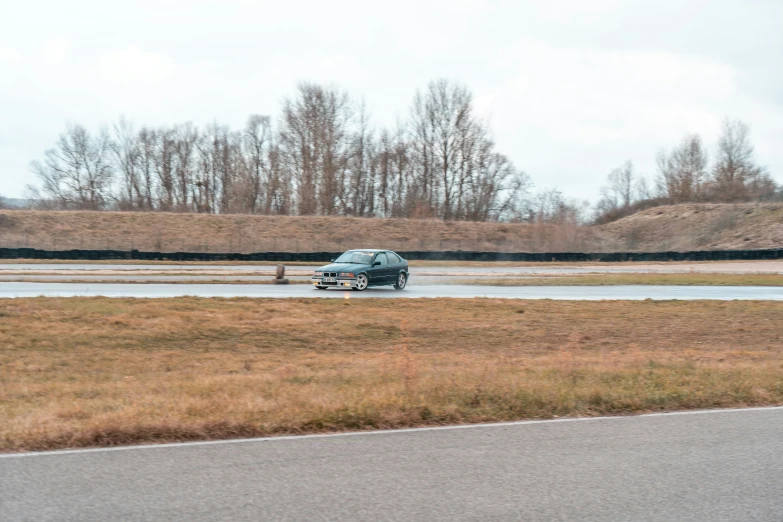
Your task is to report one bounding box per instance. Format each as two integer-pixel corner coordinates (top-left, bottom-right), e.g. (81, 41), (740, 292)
(312, 250), (409, 291)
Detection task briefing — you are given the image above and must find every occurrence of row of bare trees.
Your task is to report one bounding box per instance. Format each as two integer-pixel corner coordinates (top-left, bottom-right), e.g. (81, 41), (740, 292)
(594, 118), (779, 223)
(28, 79), (534, 222)
(27, 80), (776, 225)
(657, 119), (775, 203)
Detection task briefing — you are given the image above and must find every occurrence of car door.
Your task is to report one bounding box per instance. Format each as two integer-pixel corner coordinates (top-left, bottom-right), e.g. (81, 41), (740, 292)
(386, 251), (403, 279)
(369, 252), (390, 285)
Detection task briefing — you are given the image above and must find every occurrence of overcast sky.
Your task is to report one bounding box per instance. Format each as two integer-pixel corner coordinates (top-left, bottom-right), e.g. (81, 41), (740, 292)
(1, 0), (781, 202)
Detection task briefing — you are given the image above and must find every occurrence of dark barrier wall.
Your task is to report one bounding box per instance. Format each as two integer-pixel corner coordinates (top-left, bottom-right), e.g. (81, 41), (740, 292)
(1, 247), (782, 262)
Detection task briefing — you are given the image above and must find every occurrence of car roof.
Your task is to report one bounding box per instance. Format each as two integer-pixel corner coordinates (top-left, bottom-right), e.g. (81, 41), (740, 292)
(347, 249), (387, 253)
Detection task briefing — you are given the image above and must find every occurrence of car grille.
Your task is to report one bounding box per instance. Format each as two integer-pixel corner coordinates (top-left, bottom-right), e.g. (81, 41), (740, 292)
(324, 272), (337, 278)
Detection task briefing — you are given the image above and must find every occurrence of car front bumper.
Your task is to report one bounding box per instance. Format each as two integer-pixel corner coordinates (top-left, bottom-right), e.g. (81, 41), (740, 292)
(312, 277), (358, 288)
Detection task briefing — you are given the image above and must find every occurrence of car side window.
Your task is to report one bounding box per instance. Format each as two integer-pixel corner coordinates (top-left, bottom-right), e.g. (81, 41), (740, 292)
(387, 252), (400, 263)
(375, 253), (388, 265)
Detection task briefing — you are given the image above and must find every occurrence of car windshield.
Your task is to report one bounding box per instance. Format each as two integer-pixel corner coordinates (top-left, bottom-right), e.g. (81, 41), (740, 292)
(334, 251), (374, 265)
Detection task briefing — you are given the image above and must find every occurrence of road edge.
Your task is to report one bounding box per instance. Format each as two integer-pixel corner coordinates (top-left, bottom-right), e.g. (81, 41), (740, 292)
(3, 405), (781, 459)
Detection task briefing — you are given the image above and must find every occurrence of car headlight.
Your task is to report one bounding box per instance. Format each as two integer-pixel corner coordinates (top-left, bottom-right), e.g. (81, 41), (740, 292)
(340, 272), (354, 277)
(313, 271), (323, 276)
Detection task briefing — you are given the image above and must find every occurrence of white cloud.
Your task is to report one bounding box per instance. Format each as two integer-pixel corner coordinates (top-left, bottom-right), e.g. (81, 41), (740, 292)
(1, 0), (781, 199)
(42, 38), (71, 64)
(0, 47), (21, 62)
(471, 39), (770, 198)
(498, 41), (736, 141)
(97, 46), (177, 87)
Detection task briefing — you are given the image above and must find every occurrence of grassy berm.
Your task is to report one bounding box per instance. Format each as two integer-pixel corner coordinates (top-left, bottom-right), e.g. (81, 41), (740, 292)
(2, 202), (783, 252)
(2, 298), (782, 451)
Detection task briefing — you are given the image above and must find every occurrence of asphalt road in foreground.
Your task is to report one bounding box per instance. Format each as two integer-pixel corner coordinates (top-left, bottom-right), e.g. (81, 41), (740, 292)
(2, 408), (781, 522)
(1, 281), (783, 300)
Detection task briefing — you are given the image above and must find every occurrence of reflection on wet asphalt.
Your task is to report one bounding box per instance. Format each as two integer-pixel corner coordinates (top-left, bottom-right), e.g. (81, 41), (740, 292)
(0, 264), (299, 272)
(1, 282), (781, 300)
(0, 275), (303, 282)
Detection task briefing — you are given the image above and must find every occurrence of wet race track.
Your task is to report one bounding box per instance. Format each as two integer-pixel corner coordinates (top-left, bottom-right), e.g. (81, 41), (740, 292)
(1, 281), (783, 300)
(1, 261), (782, 300)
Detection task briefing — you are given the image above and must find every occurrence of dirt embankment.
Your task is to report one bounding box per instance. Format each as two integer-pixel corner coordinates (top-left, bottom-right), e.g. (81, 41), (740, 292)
(596, 203), (783, 251)
(0, 203), (781, 254)
(0, 210), (596, 253)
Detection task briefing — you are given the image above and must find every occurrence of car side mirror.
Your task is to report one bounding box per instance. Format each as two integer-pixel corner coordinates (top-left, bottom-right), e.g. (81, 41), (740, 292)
(330, 259), (335, 262)
(373, 261), (381, 266)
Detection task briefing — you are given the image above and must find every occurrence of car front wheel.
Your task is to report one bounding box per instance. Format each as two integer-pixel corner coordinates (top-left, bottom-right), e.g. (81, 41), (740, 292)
(354, 273), (368, 291)
(394, 272), (407, 290)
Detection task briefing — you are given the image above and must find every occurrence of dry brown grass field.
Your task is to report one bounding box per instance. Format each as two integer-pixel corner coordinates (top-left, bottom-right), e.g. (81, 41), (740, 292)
(2, 203), (782, 254)
(2, 297), (782, 452)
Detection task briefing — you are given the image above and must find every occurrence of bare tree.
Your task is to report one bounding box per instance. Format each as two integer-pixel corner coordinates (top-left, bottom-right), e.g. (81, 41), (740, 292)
(408, 79), (525, 221)
(151, 128), (176, 211)
(170, 123), (199, 212)
(112, 117), (145, 210)
(525, 188), (583, 224)
(279, 82), (352, 216)
(635, 177), (652, 201)
(241, 114), (272, 213)
(464, 140), (530, 221)
(134, 127), (158, 210)
(30, 124), (115, 210)
(656, 134), (708, 203)
(199, 123), (246, 214)
(410, 79), (483, 219)
(376, 128), (394, 217)
(377, 123), (413, 218)
(344, 100), (377, 216)
(609, 161), (635, 208)
(265, 140), (291, 215)
(710, 118), (774, 202)
(594, 160), (636, 219)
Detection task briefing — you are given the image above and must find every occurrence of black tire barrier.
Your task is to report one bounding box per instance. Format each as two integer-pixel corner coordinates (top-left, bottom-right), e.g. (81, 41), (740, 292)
(1, 247), (782, 263)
